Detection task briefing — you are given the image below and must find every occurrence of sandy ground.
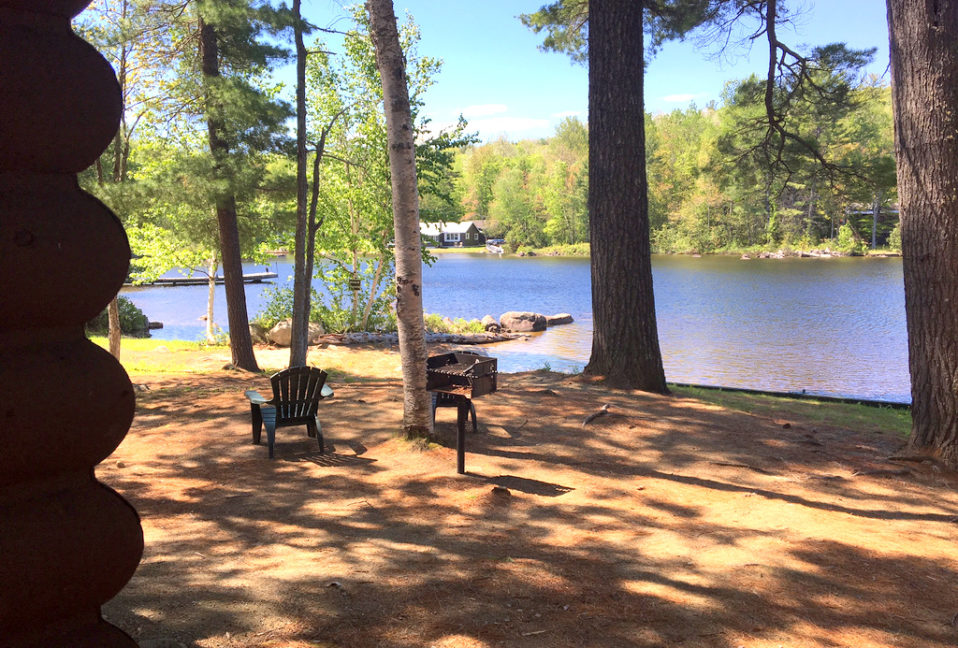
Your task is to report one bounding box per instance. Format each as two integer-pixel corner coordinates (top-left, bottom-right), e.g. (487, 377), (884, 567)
(99, 344), (958, 648)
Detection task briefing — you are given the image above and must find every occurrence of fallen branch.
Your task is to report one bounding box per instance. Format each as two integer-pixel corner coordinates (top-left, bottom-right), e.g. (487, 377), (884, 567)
(582, 404), (610, 427)
(709, 461), (774, 475)
(852, 467), (913, 478)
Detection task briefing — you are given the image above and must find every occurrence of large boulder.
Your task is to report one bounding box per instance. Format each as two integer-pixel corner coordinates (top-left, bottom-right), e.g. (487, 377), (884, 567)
(267, 319), (293, 346)
(546, 313), (574, 326)
(499, 311), (546, 332)
(481, 314), (500, 332)
(269, 319), (326, 347)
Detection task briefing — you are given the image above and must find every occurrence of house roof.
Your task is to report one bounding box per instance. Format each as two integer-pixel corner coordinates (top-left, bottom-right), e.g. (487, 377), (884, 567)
(420, 221), (478, 236)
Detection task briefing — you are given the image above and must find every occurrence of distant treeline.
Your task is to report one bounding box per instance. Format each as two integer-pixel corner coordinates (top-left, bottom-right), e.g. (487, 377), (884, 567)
(450, 77), (895, 255)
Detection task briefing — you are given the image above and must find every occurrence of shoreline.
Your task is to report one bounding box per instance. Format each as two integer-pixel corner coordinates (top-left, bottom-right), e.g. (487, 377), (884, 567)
(428, 245), (902, 259)
(93, 337), (911, 407)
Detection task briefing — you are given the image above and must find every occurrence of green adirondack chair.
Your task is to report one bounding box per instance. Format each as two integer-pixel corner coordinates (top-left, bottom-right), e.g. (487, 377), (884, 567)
(244, 366), (334, 458)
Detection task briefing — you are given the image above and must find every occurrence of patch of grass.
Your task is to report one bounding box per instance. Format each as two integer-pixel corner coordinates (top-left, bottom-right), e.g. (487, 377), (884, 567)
(89, 336), (218, 353)
(88, 336), (230, 374)
(401, 436), (443, 452)
(672, 385), (912, 438)
(423, 313), (485, 334)
(532, 242), (591, 257)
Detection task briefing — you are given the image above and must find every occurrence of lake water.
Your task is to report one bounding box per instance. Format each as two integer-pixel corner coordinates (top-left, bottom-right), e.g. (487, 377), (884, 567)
(122, 253), (911, 403)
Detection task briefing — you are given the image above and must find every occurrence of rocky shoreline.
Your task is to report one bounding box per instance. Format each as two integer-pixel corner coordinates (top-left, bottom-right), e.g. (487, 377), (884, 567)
(253, 310), (575, 348)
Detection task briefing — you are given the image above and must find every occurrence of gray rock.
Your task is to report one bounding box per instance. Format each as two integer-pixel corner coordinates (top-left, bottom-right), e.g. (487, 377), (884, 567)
(499, 311), (546, 332)
(546, 313), (574, 326)
(249, 321), (269, 344)
(267, 319), (293, 346)
(268, 319), (325, 346)
(481, 314), (500, 332)
(306, 321), (326, 345)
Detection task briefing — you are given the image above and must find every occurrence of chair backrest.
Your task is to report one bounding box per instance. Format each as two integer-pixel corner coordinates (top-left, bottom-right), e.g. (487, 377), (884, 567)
(270, 366), (329, 422)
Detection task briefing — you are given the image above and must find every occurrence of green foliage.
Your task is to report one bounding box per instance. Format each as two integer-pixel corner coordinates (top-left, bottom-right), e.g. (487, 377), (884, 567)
(423, 314), (484, 334)
(459, 119), (588, 249)
(887, 222), (902, 251)
(298, 8), (471, 332)
(253, 286), (297, 330)
(452, 76), (897, 255)
(534, 242), (590, 256)
(254, 285), (343, 331)
(255, 266), (399, 335)
(835, 223), (864, 255)
(520, 0), (723, 61)
(520, 1), (589, 63)
(86, 297), (149, 335)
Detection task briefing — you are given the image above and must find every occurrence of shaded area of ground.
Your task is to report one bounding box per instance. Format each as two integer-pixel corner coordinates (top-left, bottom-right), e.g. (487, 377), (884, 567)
(100, 346), (958, 648)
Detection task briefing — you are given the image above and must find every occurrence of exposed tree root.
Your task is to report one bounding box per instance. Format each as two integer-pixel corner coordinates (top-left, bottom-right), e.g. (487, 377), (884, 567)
(582, 404), (610, 427)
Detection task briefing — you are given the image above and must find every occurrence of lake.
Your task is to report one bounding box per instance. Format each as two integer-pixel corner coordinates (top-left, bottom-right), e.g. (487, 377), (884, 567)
(122, 253), (911, 403)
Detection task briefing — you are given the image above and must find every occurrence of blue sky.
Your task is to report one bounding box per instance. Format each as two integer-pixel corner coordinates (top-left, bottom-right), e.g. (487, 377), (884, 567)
(307, 1), (891, 142)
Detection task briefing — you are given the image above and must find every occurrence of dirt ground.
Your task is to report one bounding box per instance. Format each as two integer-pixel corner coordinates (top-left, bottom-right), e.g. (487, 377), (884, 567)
(99, 345), (958, 648)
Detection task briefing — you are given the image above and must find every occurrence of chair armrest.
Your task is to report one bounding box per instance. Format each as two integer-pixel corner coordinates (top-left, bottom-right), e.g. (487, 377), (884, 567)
(244, 390), (270, 405)
(321, 384), (334, 398)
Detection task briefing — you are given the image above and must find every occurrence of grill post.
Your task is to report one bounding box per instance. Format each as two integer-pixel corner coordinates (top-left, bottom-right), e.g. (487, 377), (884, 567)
(426, 352), (498, 473)
(456, 399), (469, 474)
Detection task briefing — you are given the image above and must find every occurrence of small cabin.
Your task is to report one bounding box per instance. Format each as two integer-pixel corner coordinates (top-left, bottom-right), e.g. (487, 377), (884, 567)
(420, 221), (487, 247)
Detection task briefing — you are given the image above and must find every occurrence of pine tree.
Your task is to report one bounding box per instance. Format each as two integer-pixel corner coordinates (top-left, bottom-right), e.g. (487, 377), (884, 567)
(191, 0), (291, 370)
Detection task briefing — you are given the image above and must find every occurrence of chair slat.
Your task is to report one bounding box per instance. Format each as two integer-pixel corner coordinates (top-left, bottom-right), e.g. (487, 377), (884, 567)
(254, 366), (330, 457)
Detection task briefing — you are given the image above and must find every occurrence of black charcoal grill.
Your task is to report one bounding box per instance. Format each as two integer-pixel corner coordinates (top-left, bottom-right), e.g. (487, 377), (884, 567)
(426, 352), (497, 473)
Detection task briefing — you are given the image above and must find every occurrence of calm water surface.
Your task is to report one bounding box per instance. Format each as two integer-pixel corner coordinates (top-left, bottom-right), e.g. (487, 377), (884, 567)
(123, 254), (910, 402)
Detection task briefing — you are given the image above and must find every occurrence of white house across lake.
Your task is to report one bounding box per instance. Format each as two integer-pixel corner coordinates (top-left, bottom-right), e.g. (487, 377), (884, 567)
(420, 220), (486, 247)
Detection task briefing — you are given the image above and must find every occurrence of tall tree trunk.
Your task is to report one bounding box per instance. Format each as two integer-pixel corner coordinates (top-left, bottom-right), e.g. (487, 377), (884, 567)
(583, 0), (668, 392)
(367, 0), (431, 437)
(106, 16), (128, 360)
(887, 0), (958, 467)
(206, 255), (218, 344)
(361, 257), (386, 330)
(200, 15), (259, 372)
(289, 0), (310, 368)
(871, 191), (881, 249)
(108, 296), (121, 358)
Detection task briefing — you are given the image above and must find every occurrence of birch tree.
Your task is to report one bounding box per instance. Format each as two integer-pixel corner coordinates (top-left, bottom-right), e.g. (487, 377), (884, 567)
(366, 0), (431, 437)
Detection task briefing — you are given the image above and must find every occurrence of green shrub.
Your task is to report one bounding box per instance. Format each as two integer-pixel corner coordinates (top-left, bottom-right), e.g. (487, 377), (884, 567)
(423, 313), (447, 332)
(887, 222), (902, 252)
(253, 286), (296, 330)
(455, 318), (486, 334)
(835, 223), (865, 255)
(424, 313), (484, 334)
(534, 242), (590, 256)
(86, 297), (149, 335)
(255, 284), (396, 334)
(254, 286), (332, 330)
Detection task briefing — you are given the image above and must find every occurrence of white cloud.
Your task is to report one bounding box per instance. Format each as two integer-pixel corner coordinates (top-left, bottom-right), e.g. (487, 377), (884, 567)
(460, 103), (509, 118)
(468, 116), (552, 139)
(661, 93), (704, 103)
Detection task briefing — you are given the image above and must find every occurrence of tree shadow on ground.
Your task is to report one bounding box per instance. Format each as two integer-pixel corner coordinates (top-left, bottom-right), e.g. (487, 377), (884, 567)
(100, 369), (958, 648)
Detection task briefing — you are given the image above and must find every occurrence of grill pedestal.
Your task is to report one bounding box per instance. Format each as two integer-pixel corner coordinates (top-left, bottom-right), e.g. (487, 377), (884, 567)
(427, 353), (497, 474)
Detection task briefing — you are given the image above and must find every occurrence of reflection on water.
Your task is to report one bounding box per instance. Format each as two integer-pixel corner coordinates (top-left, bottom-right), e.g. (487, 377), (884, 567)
(123, 253), (910, 402)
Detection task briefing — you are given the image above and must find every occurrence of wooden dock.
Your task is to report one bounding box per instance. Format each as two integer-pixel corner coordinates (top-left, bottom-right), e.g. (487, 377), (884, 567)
(127, 271), (278, 287)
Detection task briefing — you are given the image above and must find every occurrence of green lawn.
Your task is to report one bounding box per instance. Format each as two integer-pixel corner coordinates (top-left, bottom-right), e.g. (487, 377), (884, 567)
(671, 384), (911, 438)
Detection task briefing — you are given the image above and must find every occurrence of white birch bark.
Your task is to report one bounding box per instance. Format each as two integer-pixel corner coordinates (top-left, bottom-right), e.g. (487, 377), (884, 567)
(367, 0), (431, 437)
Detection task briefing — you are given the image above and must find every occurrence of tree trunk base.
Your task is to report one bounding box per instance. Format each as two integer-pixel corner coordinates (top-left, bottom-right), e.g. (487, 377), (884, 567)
(403, 425), (435, 443)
